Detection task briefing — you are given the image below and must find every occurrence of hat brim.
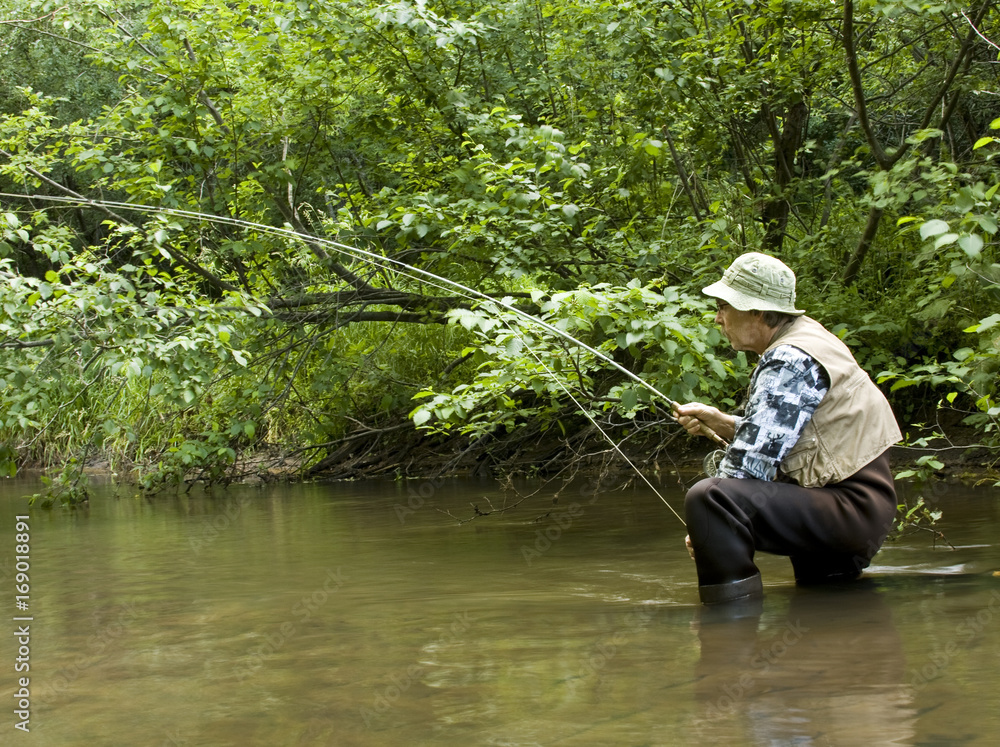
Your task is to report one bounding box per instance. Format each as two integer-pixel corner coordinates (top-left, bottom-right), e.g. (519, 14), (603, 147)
(702, 280), (805, 316)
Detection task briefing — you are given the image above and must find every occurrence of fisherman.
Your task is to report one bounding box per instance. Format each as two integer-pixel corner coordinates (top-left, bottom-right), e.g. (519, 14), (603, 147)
(673, 252), (901, 605)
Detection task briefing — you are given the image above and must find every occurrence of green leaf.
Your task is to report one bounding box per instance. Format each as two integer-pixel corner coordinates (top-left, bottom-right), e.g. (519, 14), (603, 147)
(973, 313), (1000, 333)
(919, 219), (949, 239)
(958, 234), (983, 258)
(620, 388), (638, 411)
(933, 232), (958, 249)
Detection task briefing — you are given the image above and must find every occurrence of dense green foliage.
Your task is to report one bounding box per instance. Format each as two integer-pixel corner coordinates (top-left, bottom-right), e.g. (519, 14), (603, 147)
(1, 0), (999, 501)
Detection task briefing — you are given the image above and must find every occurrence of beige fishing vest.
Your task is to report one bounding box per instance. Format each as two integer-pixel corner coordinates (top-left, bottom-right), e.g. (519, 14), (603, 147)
(764, 316), (902, 487)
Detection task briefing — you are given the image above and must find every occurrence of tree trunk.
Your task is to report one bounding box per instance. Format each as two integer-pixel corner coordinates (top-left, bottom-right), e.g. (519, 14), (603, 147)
(843, 206), (884, 286)
(761, 100), (809, 252)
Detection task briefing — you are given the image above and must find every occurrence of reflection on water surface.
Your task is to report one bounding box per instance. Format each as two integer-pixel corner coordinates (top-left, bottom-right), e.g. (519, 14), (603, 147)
(1, 476), (998, 745)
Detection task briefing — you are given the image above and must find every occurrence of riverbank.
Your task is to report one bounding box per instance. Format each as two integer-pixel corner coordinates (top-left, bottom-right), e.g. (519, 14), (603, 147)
(43, 417), (998, 490)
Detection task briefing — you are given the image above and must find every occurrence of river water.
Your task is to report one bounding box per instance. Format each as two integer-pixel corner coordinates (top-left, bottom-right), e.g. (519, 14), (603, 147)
(1, 473), (998, 746)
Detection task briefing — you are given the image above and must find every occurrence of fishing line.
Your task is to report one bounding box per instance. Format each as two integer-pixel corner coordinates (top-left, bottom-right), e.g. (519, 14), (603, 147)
(2, 193), (721, 519)
(505, 321), (688, 524)
(380, 275), (686, 522)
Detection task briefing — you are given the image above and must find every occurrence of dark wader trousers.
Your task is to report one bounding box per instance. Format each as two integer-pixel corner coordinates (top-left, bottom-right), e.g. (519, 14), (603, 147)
(684, 451), (897, 604)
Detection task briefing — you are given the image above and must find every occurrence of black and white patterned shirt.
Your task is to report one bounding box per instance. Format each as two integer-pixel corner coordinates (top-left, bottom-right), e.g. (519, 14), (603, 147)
(717, 345), (830, 481)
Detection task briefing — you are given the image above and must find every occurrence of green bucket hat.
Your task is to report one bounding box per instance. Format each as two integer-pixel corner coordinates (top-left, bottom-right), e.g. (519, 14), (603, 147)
(702, 252), (805, 315)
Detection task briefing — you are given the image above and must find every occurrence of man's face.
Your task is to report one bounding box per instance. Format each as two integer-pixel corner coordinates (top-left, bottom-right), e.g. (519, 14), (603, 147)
(714, 301), (771, 354)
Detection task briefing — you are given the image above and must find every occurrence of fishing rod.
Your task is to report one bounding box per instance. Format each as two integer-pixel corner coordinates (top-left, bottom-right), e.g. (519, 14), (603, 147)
(4, 193), (728, 441)
(1, 193), (726, 519)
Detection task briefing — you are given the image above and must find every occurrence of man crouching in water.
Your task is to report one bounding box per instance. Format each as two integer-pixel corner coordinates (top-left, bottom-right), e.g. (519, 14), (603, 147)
(673, 253), (901, 605)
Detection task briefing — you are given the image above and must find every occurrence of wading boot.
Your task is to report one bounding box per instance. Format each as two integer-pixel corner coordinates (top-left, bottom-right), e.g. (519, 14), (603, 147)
(698, 572), (763, 605)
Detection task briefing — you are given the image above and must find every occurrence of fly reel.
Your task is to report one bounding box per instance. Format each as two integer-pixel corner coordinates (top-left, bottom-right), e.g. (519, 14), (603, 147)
(702, 449), (726, 478)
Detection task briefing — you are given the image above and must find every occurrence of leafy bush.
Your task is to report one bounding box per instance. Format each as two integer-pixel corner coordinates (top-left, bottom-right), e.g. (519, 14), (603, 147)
(411, 281), (749, 437)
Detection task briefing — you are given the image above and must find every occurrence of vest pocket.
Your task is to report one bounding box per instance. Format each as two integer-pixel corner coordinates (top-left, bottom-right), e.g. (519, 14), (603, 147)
(782, 435), (819, 482)
(843, 368), (869, 395)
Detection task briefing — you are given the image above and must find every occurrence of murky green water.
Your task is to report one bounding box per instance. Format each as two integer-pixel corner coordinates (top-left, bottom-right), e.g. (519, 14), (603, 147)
(1, 473), (998, 746)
